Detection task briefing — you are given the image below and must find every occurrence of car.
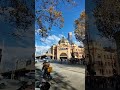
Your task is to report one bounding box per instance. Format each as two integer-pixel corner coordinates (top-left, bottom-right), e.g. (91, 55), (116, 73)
(0, 75), (7, 89)
(39, 59), (43, 62)
(25, 72), (35, 77)
(0, 78), (21, 89)
(35, 59), (39, 63)
(0, 81), (6, 89)
(25, 72), (35, 83)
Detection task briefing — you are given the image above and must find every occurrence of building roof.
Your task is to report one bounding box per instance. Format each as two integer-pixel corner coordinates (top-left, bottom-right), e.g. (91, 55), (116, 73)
(58, 37), (69, 44)
(45, 53), (53, 56)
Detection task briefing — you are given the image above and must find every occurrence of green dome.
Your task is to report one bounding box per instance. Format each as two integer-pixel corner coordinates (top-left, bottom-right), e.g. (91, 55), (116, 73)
(58, 37), (69, 44)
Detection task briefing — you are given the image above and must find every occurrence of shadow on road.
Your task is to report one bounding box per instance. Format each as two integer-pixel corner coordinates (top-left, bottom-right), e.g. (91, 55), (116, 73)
(35, 67), (77, 90)
(52, 72), (77, 90)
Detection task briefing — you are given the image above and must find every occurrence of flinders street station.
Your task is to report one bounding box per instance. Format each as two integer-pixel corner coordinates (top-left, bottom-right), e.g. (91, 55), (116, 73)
(45, 37), (84, 60)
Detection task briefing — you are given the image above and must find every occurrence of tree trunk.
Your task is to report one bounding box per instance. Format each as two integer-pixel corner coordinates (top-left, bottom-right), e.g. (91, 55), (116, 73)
(114, 32), (120, 75)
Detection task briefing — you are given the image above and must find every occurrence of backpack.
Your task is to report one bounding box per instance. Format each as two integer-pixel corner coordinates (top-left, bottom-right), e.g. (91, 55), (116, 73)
(47, 67), (52, 73)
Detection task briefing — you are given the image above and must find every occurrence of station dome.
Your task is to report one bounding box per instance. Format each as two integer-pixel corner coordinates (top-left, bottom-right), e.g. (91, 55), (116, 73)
(58, 37), (69, 44)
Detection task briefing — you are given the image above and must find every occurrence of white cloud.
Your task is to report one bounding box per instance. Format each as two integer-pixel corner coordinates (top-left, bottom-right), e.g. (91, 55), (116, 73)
(35, 33), (84, 56)
(58, 34), (65, 38)
(36, 34), (65, 56)
(35, 45), (50, 56)
(40, 35), (62, 46)
(72, 33), (84, 46)
(74, 41), (80, 46)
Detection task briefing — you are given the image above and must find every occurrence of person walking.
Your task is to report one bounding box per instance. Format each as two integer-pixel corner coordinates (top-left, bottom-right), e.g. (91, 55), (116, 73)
(41, 60), (52, 80)
(47, 63), (53, 80)
(41, 61), (48, 78)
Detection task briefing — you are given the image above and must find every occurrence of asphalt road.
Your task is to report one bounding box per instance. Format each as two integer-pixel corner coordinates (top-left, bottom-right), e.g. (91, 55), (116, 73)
(35, 62), (85, 90)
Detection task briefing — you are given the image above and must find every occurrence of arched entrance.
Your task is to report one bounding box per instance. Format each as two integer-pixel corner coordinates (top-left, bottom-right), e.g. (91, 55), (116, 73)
(60, 53), (67, 59)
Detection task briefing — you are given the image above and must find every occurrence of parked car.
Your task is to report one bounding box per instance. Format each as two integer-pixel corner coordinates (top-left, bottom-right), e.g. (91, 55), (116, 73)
(0, 75), (7, 89)
(35, 59), (39, 63)
(25, 72), (35, 83)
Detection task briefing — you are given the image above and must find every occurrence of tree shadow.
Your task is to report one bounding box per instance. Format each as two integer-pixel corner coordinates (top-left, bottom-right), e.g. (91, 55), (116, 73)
(35, 67), (78, 90)
(35, 67), (42, 81)
(51, 72), (77, 90)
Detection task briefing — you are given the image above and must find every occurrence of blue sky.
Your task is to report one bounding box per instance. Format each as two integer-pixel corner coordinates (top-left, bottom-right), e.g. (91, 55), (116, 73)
(35, 0), (85, 55)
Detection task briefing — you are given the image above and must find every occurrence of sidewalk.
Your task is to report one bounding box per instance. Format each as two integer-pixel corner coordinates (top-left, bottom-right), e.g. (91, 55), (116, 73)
(0, 79), (21, 90)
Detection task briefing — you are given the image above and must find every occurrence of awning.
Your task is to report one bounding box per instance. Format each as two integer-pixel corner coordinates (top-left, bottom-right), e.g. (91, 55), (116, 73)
(42, 53), (53, 56)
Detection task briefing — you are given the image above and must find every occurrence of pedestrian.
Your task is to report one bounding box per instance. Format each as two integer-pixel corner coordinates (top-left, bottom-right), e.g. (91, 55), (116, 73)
(47, 63), (53, 80)
(41, 61), (48, 78)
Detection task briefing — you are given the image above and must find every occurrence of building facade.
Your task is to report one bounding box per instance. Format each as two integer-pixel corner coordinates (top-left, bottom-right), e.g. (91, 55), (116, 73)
(50, 37), (84, 60)
(85, 40), (118, 77)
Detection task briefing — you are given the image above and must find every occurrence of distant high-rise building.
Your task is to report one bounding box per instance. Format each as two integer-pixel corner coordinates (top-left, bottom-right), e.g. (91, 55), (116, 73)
(68, 32), (72, 44)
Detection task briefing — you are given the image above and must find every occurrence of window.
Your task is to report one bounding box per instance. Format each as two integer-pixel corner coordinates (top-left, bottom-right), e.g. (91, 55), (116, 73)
(106, 70), (108, 74)
(110, 55), (112, 59)
(98, 54), (101, 58)
(113, 56), (115, 59)
(109, 70), (111, 74)
(108, 62), (110, 66)
(102, 69), (104, 75)
(104, 55), (106, 59)
(99, 69), (104, 75)
(86, 54), (89, 58)
(99, 69), (101, 74)
(105, 62), (107, 66)
(101, 61), (103, 66)
(114, 63), (116, 67)
(98, 61), (101, 65)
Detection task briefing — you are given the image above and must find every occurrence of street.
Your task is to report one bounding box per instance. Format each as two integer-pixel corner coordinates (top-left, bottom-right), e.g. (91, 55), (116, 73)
(35, 61), (85, 90)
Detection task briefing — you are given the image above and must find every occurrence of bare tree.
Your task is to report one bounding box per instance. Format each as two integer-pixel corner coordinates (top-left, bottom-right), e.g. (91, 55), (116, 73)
(74, 11), (85, 42)
(36, 0), (78, 38)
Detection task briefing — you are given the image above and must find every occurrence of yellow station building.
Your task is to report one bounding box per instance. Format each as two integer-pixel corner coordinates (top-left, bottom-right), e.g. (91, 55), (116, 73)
(48, 37), (84, 60)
